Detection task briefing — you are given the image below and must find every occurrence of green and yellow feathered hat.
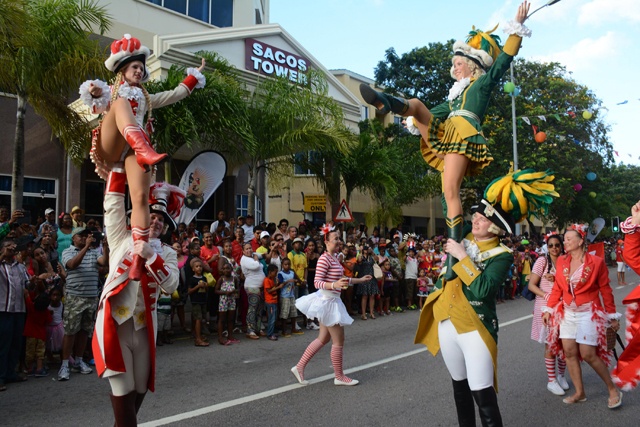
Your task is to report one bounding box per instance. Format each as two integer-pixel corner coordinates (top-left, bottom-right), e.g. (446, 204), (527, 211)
(453, 24), (503, 70)
(473, 169), (559, 235)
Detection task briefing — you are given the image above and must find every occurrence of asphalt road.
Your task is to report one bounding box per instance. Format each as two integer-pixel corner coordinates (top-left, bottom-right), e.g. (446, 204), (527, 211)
(2, 266), (638, 427)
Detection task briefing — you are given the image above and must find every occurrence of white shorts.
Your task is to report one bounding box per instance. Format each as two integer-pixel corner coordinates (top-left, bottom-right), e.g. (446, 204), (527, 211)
(617, 262), (625, 273)
(559, 308), (598, 346)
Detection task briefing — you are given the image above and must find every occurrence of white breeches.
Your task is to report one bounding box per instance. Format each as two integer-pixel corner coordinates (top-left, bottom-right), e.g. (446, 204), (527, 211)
(438, 319), (494, 391)
(108, 318), (150, 396)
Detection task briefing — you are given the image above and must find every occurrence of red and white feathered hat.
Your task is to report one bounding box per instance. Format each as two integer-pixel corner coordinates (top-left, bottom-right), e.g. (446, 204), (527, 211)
(105, 34), (150, 81)
(149, 182), (186, 232)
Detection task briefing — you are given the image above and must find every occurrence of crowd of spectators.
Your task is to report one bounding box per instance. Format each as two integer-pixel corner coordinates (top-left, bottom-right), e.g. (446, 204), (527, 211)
(0, 204), (627, 391)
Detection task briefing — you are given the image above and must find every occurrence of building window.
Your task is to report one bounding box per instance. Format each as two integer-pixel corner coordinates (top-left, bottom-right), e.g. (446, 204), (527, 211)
(394, 115), (403, 126)
(294, 151), (322, 176)
(146, 0), (233, 27)
(236, 194), (262, 223)
(361, 105), (369, 121)
(0, 174), (58, 221)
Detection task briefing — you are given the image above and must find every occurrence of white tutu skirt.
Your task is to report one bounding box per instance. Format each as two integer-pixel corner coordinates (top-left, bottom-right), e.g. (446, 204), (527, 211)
(295, 290), (353, 327)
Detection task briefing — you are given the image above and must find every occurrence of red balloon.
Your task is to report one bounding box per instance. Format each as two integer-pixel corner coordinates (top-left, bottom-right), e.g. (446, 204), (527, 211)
(535, 132), (547, 143)
(573, 183), (582, 192)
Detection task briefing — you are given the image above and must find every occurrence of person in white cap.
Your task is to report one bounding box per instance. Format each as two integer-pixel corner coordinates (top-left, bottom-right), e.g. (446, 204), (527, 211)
(78, 34), (206, 282)
(92, 167), (184, 426)
(38, 208), (58, 235)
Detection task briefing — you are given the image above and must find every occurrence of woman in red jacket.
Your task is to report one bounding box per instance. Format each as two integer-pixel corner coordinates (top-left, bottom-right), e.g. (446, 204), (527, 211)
(542, 224), (622, 408)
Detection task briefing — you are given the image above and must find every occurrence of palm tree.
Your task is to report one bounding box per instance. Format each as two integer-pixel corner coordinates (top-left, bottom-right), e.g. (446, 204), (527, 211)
(0, 0), (111, 211)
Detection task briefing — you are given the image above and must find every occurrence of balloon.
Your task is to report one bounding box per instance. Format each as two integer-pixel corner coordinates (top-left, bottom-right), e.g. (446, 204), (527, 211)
(535, 132), (547, 143)
(504, 82), (515, 93)
(573, 183), (582, 192)
(513, 87), (521, 96)
(586, 172), (597, 181)
(582, 110), (593, 120)
(589, 192), (597, 198)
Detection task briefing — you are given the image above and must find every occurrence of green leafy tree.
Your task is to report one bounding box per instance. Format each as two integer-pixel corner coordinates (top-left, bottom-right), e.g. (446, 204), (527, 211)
(0, 0), (111, 211)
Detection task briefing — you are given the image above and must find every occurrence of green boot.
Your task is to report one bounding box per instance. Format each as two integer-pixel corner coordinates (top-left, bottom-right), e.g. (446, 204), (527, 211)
(444, 215), (464, 281)
(359, 84), (409, 115)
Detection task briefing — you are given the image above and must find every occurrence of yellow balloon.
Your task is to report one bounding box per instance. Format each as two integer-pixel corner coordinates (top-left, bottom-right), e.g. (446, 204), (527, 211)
(582, 110), (592, 120)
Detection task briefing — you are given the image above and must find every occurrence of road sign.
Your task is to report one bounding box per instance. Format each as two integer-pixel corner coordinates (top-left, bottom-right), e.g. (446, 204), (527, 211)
(303, 194), (326, 212)
(334, 199), (353, 222)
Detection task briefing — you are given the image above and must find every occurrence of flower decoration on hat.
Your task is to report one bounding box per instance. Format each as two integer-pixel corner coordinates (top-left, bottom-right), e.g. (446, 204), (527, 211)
(403, 232), (417, 242)
(148, 182), (186, 232)
(105, 34), (151, 82)
(320, 222), (335, 240)
(568, 223), (588, 239)
(453, 24), (502, 71)
(543, 230), (561, 242)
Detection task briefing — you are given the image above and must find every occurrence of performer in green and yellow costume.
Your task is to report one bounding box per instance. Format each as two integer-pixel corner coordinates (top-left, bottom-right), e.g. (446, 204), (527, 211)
(360, 1), (532, 281)
(414, 169), (558, 427)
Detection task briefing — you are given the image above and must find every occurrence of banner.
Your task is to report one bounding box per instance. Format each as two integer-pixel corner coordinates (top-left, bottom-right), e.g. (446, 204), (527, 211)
(586, 217), (605, 243)
(176, 151), (227, 226)
(587, 241), (604, 259)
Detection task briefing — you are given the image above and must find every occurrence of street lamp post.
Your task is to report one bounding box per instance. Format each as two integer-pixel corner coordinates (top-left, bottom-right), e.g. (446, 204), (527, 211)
(509, 0), (562, 234)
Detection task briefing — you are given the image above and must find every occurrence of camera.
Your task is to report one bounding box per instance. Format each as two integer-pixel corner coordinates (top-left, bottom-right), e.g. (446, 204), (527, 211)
(92, 231), (104, 241)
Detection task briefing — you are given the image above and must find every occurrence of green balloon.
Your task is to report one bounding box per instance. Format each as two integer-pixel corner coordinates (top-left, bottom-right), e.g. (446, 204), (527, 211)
(589, 192), (597, 198)
(504, 82), (515, 93)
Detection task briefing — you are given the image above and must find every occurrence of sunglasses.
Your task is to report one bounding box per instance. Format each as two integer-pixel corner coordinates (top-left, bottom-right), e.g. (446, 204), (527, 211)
(548, 243), (562, 248)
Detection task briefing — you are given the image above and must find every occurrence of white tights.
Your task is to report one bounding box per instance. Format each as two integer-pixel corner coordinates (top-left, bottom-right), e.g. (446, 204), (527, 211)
(108, 318), (151, 396)
(438, 319), (494, 391)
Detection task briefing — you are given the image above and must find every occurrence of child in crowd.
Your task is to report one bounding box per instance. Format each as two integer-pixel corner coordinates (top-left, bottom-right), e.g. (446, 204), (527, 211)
(216, 262), (239, 345)
(188, 258), (209, 347)
(45, 286), (64, 364)
(156, 289), (173, 346)
(278, 258), (304, 337)
(416, 268), (433, 310)
(380, 260), (397, 316)
(23, 283), (52, 377)
(263, 264), (282, 341)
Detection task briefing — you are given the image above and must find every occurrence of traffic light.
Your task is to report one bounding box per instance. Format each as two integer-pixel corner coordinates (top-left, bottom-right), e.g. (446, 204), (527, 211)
(611, 216), (620, 233)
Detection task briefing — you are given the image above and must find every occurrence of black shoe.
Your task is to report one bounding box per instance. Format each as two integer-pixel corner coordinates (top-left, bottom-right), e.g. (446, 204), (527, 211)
(359, 84), (409, 115)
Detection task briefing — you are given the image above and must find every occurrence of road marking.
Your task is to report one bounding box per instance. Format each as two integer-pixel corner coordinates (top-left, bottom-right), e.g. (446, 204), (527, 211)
(140, 313), (533, 426)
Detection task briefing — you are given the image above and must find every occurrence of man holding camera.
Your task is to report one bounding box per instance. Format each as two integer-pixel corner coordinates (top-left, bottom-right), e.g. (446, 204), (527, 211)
(58, 227), (107, 381)
(38, 208), (59, 235)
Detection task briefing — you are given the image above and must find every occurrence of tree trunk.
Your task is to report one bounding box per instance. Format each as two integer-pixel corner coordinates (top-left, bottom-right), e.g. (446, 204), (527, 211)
(12, 93), (26, 212)
(247, 161), (257, 218)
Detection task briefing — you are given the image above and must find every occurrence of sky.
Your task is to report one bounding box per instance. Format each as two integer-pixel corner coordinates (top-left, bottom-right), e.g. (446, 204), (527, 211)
(270, 0), (640, 166)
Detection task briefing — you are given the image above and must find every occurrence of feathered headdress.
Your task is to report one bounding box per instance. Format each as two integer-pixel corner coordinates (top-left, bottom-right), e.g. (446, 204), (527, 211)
(476, 169), (559, 234)
(568, 223), (588, 239)
(453, 24), (503, 70)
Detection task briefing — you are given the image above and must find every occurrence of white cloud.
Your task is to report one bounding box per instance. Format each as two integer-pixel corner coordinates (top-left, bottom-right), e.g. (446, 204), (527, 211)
(578, 0), (640, 26)
(532, 31), (623, 72)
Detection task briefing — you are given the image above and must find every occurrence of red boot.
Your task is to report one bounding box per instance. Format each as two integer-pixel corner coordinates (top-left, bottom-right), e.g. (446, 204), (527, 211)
(129, 227), (150, 281)
(123, 125), (167, 172)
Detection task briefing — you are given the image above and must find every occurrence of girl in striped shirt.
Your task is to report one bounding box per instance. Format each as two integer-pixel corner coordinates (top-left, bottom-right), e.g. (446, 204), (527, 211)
(291, 225), (373, 386)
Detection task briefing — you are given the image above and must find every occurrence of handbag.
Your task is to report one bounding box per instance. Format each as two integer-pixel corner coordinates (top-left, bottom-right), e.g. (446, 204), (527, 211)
(373, 263), (383, 280)
(522, 285), (536, 301)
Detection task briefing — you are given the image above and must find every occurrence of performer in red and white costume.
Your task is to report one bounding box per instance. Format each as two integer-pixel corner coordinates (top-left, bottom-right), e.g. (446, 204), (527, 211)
(92, 167), (184, 425)
(542, 224), (622, 408)
(612, 200), (640, 391)
(78, 34), (205, 281)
